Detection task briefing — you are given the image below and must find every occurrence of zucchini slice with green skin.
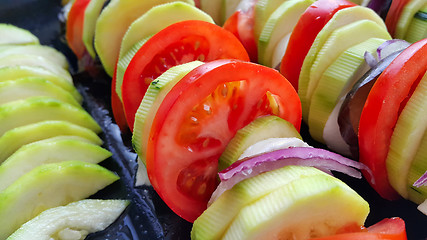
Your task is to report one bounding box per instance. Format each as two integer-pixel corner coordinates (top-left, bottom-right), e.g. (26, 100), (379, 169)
(0, 120), (102, 164)
(0, 66), (82, 103)
(82, 0), (108, 58)
(407, 129), (427, 204)
(132, 61), (203, 186)
(0, 24), (39, 45)
(0, 138), (111, 191)
(132, 61), (203, 162)
(0, 78), (81, 107)
(116, 1), (213, 101)
(192, 166), (325, 240)
(7, 199), (129, 240)
(395, 0), (426, 39)
(0, 54), (73, 83)
(94, 0), (195, 76)
(0, 161), (119, 240)
(298, 6), (388, 121)
(0, 97), (101, 137)
(118, 1), (213, 60)
(218, 115), (302, 171)
(0, 45), (69, 70)
(308, 38), (386, 146)
(303, 19), (390, 123)
(404, 5), (427, 43)
(387, 71), (427, 200)
(221, 173), (369, 240)
(258, 0), (315, 67)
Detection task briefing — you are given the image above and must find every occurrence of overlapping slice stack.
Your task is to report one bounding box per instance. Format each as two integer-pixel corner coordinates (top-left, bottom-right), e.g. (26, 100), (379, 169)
(0, 24), (127, 239)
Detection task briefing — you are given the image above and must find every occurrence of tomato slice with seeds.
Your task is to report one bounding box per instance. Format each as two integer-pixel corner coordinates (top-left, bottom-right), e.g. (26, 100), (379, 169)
(279, 0), (356, 90)
(66, 0), (91, 59)
(145, 59), (301, 222)
(121, 20), (249, 130)
(358, 38), (427, 200)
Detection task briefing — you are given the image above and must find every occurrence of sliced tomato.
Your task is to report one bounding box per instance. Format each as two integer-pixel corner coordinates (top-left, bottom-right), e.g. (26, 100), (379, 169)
(223, 0), (258, 62)
(66, 0), (90, 59)
(358, 38), (427, 200)
(145, 59), (301, 222)
(311, 218), (407, 240)
(279, 0), (356, 90)
(385, 0), (410, 37)
(121, 20), (249, 130)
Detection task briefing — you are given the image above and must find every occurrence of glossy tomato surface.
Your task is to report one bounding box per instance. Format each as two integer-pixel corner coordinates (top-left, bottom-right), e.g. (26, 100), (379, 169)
(146, 60), (301, 222)
(2, 1), (427, 239)
(121, 20), (249, 130)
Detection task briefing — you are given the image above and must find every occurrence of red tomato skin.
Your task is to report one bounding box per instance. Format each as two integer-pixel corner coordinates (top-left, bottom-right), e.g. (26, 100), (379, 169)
(146, 59), (301, 222)
(223, 1), (258, 62)
(358, 39), (427, 200)
(66, 0), (90, 59)
(310, 218), (407, 240)
(279, 0), (356, 90)
(111, 65), (130, 133)
(121, 20), (249, 131)
(385, 0), (410, 37)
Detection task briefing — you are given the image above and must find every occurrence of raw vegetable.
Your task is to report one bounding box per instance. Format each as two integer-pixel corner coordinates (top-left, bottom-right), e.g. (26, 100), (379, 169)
(280, 0), (356, 90)
(0, 138), (111, 191)
(142, 59), (300, 222)
(358, 38), (427, 200)
(219, 115), (302, 171)
(0, 161), (119, 240)
(7, 199), (129, 240)
(121, 20), (249, 129)
(66, 0), (91, 59)
(0, 24), (39, 45)
(94, 0), (194, 76)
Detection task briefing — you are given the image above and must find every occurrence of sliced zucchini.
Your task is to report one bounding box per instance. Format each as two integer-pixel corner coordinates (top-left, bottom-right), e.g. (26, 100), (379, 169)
(192, 166), (325, 240)
(0, 97), (101, 137)
(0, 66), (82, 103)
(395, 0), (426, 39)
(0, 161), (119, 240)
(404, 5), (427, 43)
(82, 0), (108, 58)
(94, 0), (194, 76)
(222, 173), (369, 240)
(0, 45), (69, 70)
(0, 77), (81, 107)
(118, 1), (213, 60)
(0, 24), (39, 45)
(0, 54), (73, 83)
(0, 138), (111, 191)
(0, 121), (102, 164)
(298, 6), (388, 121)
(308, 38), (386, 144)
(218, 115), (302, 171)
(7, 199), (129, 240)
(258, 0), (315, 67)
(387, 71), (427, 200)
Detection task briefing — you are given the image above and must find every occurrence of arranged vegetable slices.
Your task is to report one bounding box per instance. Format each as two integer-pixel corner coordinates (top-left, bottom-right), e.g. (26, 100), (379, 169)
(121, 20), (249, 129)
(0, 26), (126, 239)
(139, 59), (301, 222)
(56, 0), (427, 238)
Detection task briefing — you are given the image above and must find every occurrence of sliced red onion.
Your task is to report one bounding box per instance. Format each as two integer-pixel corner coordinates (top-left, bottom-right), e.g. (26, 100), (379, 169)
(364, 51), (378, 68)
(209, 147), (372, 205)
(413, 171), (427, 188)
(377, 39), (410, 61)
(367, 0), (392, 19)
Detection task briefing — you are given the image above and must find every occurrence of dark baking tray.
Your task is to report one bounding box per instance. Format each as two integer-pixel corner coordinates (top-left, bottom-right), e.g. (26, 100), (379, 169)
(1, 0), (426, 239)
